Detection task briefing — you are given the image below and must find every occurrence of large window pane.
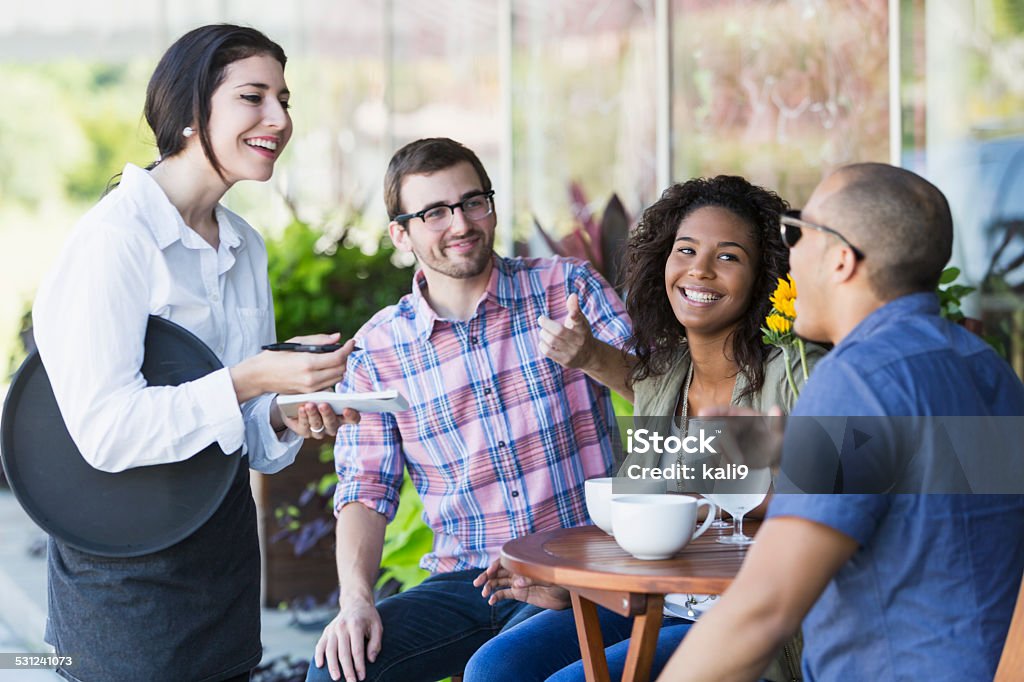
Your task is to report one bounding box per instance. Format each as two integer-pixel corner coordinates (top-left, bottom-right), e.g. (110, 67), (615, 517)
(390, 0), (501, 213)
(511, 0), (658, 252)
(671, 0), (890, 206)
(257, 0), (392, 237)
(901, 0), (1024, 375)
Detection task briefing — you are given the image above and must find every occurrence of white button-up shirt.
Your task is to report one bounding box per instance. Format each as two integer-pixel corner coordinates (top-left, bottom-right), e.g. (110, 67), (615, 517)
(33, 163), (301, 473)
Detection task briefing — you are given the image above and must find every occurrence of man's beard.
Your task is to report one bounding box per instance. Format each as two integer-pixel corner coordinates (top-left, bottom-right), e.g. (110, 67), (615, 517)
(419, 229), (494, 279)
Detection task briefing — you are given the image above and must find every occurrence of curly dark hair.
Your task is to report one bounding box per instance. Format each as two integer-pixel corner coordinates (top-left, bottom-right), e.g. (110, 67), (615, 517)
(624, 176), (789, 401)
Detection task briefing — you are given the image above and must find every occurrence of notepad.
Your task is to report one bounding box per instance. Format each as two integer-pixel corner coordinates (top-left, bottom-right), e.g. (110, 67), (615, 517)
(276, 390), (409, 418)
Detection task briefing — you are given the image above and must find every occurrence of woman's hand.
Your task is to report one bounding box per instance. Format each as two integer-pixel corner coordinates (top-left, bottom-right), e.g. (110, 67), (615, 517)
(472, 558), (571, 610)
(230, 334), (354, 403)
(278, 399), (359, 440)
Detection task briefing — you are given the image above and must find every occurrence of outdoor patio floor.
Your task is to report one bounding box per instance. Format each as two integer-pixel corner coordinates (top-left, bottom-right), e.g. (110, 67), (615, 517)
(0, 487), (323, 679)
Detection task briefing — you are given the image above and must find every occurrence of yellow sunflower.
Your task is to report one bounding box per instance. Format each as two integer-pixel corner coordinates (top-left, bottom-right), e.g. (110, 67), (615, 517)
(770, 275), (797, 319)
(763, 273), (808, 396)
(765, 313), (792, 335)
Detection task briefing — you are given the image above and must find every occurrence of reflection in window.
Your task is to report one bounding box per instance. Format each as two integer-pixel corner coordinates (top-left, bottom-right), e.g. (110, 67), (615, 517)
(671, 0), (890, 206)
(511, 1), (658, 249)
(901, 0), (1024, 375)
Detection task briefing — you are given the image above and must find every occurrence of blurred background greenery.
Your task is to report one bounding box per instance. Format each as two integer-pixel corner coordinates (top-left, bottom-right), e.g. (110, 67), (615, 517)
(4, 0), (1024, 379)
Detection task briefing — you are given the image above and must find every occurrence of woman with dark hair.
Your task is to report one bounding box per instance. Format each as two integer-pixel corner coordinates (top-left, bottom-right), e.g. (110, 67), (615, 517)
(625, 175), (794, 409)
(32, 25), (354, 682)
(467, 175), (821, 682)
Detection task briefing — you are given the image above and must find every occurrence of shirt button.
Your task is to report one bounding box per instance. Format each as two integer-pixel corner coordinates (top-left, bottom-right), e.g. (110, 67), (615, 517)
(484, 387), (492, 395)
(210, 293), (220, 303)
(470, 336), (479, 344)
(511, 490), (520, 498)
(498, 441), (506, 448)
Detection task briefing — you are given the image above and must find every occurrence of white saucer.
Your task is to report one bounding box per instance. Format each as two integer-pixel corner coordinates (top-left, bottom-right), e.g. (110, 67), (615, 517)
(663, 592), (719, 621)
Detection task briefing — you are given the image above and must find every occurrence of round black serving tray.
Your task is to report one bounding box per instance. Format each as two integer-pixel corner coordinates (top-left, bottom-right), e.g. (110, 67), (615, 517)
(1, 316), (240, 557)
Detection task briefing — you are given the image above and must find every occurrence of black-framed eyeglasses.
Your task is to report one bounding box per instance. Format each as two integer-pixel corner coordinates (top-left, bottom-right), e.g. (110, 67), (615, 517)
(394, 190), (496, 231)
(779, 209), (865, 260)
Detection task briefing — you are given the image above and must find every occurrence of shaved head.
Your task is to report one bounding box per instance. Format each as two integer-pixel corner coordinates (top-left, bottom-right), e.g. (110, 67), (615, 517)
(815, 162), (953, 298)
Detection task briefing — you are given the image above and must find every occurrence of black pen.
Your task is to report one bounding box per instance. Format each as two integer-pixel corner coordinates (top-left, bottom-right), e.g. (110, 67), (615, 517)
(261, 342), (343, 353)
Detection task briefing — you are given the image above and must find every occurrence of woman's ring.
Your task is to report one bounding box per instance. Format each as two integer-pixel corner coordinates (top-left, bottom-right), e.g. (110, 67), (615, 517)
(310, 424), (326, 434)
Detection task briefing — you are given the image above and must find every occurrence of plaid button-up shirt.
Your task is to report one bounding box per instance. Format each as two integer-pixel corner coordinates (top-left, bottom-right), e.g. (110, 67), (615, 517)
(334, 255), (631, 573)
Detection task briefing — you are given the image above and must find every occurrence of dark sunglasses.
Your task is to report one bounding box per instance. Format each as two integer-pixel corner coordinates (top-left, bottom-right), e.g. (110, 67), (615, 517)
(779, 210), (865, 260)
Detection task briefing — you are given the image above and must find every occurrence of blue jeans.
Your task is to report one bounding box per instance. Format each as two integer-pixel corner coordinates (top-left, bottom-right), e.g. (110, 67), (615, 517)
(305, 569), (541, 682)
(463, 604), (691, 682)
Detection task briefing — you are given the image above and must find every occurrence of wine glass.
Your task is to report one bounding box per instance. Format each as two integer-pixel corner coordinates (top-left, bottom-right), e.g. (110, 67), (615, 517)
(707, 466), (772, 545)
(709, 502), (731, 529)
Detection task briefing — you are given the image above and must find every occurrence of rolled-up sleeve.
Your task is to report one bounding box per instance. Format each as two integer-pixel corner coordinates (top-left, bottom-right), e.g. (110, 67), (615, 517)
(243, 393), (302, 473)
(768, 494), (891, 547)
(333, 347), (404, 520)
(567, 260), (631, 349)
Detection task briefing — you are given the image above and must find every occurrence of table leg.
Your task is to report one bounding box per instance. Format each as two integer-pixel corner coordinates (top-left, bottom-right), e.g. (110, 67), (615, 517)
(570, 591), (611, 682)
(621, 593), (664, 682)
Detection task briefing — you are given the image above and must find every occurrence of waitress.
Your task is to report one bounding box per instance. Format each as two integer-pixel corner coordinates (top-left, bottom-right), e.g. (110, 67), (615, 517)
(31, 24), (353, 682)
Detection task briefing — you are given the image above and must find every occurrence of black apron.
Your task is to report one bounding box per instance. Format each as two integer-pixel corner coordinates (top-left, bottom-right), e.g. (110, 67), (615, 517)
(45, 457), (260, 682)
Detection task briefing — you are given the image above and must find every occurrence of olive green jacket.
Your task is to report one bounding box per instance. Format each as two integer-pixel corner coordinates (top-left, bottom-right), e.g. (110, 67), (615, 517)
(621, 343), (824, 478)
(633, 343), (824, 417)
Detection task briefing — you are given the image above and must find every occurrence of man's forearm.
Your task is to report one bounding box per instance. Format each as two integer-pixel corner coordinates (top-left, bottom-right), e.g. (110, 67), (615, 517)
(335, 502), (388, 606)
(658, 518), (858, 681)
(583, 339), (636, 403)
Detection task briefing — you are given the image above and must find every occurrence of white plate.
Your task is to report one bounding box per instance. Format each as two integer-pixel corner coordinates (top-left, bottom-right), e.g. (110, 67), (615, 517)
(276, 390), (409, 418)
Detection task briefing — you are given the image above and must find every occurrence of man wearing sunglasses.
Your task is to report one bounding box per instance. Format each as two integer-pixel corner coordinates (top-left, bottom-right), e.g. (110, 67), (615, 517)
(658, 163), (1024, 681)
(307, 137), (633, 682)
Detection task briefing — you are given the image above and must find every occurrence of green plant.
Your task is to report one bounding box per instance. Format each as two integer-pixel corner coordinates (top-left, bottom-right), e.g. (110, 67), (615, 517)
(271, 447), (433, 595)
(524, 182), (632, 291)
(5, 305), (34, 378)
(266, 216), (412, 342)
(308, 454), (432, 591)
(377, 473), (433, 590)
(936, 266), (975, 323)
(937, 266), (1007, 358)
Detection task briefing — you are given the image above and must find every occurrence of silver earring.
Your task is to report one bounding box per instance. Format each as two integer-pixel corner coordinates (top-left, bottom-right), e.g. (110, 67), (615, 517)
(182, 126), (195, 138)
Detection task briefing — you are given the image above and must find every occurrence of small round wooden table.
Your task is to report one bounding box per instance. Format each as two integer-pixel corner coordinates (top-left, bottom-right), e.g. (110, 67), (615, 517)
(501, 522), (758, 682)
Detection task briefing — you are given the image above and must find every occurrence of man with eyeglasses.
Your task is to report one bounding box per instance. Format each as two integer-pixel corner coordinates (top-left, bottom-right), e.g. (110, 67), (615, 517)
(657, 163), (1024, 681)
(307, 137), (633, 682)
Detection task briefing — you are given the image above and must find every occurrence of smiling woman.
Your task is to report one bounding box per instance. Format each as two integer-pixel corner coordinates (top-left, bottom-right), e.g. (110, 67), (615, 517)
(26, 24), (354, 682)
(146, 58), (293, 236)
(626, 176), (792, 404)
(199, 57), (292, 183)
(664, 205), (759, 343)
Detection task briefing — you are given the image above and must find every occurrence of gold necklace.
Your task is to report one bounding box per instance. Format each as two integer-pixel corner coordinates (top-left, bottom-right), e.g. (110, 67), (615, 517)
(674, 362), (694, 492)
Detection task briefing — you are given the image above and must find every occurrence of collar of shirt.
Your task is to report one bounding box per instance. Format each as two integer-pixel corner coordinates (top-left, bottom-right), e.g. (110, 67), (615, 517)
(837, 291), (939, 349)
(409, 254), (511, 340)
(119, 163), (245, 264)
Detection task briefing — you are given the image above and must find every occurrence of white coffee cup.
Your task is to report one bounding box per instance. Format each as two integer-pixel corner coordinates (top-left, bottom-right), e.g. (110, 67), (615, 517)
(585, 477), (665, 535)
(611, 495), (715, 560)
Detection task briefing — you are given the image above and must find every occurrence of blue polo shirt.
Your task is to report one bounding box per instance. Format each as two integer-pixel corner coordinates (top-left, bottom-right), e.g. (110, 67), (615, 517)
(769, 293), (1024, 681)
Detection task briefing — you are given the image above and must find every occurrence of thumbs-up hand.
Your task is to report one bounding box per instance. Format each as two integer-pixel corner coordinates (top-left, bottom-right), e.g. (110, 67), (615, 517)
(537, 293), (595, 370)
